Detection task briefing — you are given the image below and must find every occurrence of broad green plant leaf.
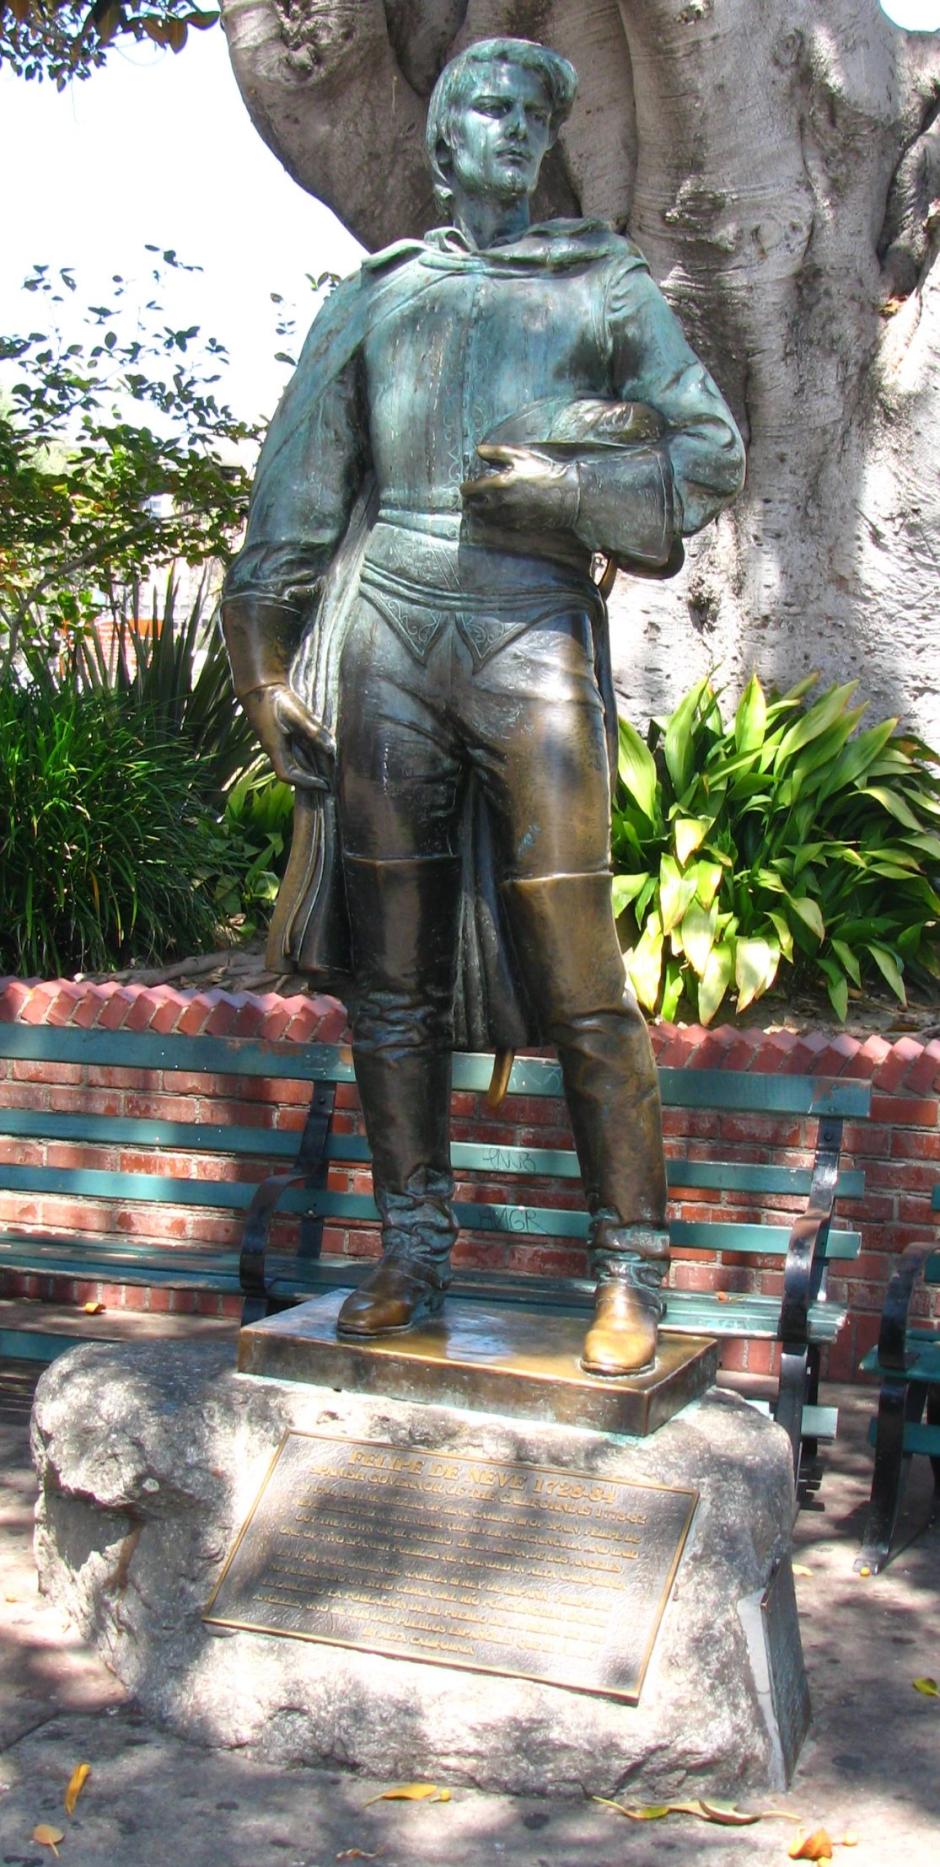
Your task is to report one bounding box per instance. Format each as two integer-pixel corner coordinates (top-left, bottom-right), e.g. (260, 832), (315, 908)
(625, 912), (664, 1011)
(866, 943), (906, 1004)
(691, 858), (725, 908)
(774, 680), (859, 768)
(830, 938), (862, 987)
(698, 941), (734, 1025)
(679, 899), (718, 977)
(860, 785), (924, 830)
(734, 672), (767, 752)
(660, 959), (685, 1022)
(766, 910), (795, 962)
(734, 937), (780, 1012)
(818, 957), (849, 1022)
(673, 815), (713, 865)
(611, 872), (650, 917)
(659, 854), (699, 934)
(617, 717), (659, 821)
(788, 895), (825, 942)
(664, 674), (713, 799)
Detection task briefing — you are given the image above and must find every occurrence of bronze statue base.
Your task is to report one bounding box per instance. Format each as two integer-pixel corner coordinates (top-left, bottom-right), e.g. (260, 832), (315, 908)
(237, 1289), (718, 1436)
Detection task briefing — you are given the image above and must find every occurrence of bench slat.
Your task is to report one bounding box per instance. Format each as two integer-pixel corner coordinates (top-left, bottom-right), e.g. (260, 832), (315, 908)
(0, 1023), (355, 1083)
(0, 1237), (847, 1343)
(0, 1109), (865, 1200)
(0, 1023), (870, 1117)
(0, 1110), (303, 1158)
(867, 1417), (940, 1456)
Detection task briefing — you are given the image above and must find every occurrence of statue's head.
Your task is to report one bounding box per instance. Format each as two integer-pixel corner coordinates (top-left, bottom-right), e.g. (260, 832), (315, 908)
(426, 38), (577, 222)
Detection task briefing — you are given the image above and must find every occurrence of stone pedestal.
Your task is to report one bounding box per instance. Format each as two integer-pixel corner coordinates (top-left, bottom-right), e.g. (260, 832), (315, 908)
(31, 1341), (808, 1797)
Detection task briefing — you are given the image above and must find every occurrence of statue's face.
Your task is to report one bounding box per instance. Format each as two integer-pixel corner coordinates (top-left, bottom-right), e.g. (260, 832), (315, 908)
(444, 63), (553, 206)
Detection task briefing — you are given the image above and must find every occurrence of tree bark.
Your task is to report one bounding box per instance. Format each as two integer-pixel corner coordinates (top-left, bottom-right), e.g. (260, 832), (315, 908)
(221, 0), (940, 743)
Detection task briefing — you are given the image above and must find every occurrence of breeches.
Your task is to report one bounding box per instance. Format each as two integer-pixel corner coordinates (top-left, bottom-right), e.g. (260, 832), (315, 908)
(338, 601), (612, 881)
(335, 602), (667, 1243)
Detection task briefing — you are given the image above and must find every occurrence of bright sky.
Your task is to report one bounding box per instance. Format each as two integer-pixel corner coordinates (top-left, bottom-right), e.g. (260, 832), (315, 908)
(0, 21), (364, 427)
(880, 0), (940, 24)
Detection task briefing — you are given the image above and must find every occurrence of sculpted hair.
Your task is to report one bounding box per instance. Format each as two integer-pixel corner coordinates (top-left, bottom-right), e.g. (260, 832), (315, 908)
(426, 37), (577, 217)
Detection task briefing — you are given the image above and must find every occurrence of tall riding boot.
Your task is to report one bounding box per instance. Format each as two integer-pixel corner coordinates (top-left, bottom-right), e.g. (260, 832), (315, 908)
(337, 853), (461, 1336)
(503, 871), (670, 1375)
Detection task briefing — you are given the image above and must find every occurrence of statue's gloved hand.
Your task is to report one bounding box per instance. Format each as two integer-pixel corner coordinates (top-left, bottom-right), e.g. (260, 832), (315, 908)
(241, 683), (335, 792)
(461, 444), (580, 533)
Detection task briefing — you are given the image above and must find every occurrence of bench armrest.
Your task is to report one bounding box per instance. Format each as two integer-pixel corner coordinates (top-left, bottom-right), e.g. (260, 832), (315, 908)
(875, 1241), (936, 1372)
(778, 1113), (844, 1348)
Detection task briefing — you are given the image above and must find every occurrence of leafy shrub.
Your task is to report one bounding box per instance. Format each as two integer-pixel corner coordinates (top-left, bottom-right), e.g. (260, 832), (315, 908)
(212, 763), (295, 936)
(0, 679), (233, 976)
(62, 571), (256, 801)
(612, 673), (940, 1024)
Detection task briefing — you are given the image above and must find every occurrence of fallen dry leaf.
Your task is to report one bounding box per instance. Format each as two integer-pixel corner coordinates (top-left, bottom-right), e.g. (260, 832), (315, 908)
(792, 1564), (813, 1578)
(64, 1763), (91, 1815)
(32, 1824), (65, 1856)
(81, 1301), (105, 1315)
(593, 1796), (795, 1827)
(912, 1676), (939, 1697)
(364, 1783), (450, 1806)
(789, 1828), (834, 1861)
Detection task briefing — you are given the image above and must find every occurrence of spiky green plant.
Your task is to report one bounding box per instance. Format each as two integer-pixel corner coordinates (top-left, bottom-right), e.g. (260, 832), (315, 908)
(612, 673), (940, 1024)
(55, 570), (256, 801)
(0, 680), (233, 975)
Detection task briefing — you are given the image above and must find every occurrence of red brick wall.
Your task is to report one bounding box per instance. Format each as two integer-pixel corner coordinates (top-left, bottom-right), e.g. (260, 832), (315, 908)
(1, 978), (938, 1382)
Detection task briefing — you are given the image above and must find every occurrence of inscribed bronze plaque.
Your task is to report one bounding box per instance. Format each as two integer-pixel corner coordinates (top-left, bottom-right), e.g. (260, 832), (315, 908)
(204, 1432), (697, 1702)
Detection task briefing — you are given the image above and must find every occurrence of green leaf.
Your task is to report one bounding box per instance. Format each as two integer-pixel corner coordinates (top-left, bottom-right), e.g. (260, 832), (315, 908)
(690, 858), (725, 909)
(660, 959), (685, 1022)
(617, 717), (659, 822)
(733, 673), (767, 753)
(766, 910), (794, 963)
(754, 867), (787, 894)
(773, 680), (859, 768)
(866, 943), (906, 1005)
(611, 872), (650, 918)
(734, 937), (780, 1012)
(788, 895), (825, 942)
(673, 815), (712, 866)
(663, 675), (712, 799)
(816, 718), (899, 802)
(818, 958), (849, 1022)
(859, 785), (924, 830)
(659, 854), (698, 934)
(697, 941), (734, 1026)
(625, 912), (664, 1012)
(904, 832), (940, 862)
(830, 937), (862, 987)
(679, 899), (718, 977)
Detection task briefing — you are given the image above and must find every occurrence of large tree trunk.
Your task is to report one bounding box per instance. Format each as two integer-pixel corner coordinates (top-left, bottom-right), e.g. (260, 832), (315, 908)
(221, 0), (940, 743)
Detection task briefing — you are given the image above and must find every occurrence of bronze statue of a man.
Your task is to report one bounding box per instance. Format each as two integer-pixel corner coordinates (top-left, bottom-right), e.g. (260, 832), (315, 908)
(222, 38), (745, 1375)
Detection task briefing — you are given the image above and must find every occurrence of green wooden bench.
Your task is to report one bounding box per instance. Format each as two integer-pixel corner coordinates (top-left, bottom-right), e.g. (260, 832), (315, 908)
(855, 1183), (940, 1573)
(0, 1020), (869, 1477)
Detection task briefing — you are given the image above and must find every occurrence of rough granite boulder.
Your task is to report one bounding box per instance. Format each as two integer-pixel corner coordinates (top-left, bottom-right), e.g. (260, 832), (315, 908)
(31, 1340), (804, 1796)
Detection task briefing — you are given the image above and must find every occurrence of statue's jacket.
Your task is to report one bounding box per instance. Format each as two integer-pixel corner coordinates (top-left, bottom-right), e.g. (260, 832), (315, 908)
(224, 221), (745, 1046)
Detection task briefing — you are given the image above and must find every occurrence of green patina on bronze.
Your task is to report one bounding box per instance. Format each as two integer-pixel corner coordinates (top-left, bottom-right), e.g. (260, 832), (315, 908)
(221, 37), (745, 1367)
